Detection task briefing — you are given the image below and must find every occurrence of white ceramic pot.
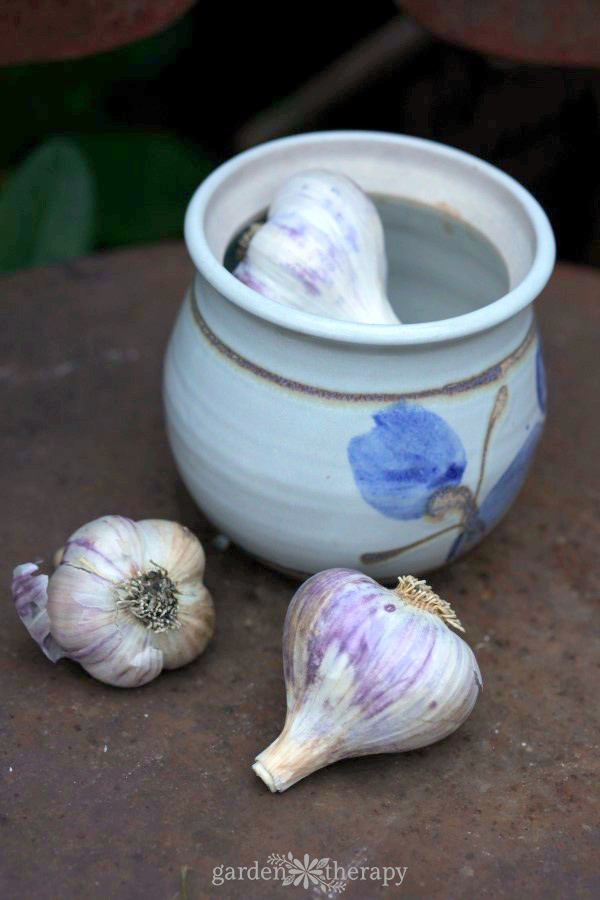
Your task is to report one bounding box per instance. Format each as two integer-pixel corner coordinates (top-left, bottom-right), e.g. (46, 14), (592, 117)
(164, 131), (554, 580)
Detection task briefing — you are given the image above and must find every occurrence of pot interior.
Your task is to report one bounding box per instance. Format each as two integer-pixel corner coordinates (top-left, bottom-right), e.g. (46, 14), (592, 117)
(200, 133), (546, 332)
(377, 194), (509, 323)
(224, 194), (510, 324)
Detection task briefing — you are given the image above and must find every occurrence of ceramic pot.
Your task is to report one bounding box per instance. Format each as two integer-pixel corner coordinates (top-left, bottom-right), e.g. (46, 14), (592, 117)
(164, 131), (554, 580)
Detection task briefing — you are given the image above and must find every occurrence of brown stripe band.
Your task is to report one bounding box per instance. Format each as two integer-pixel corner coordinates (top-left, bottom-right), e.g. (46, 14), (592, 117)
(189, 293), (536, 402)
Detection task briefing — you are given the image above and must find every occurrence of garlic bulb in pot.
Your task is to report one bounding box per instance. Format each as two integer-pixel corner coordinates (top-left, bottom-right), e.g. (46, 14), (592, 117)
(12, 516), (214, 688)
(234, 170), (401, 325)
(253, 569), (481, 792)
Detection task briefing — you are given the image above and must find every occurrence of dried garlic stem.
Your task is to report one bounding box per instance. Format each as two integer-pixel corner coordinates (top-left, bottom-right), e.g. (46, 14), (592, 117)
(394, 575), (464, 632)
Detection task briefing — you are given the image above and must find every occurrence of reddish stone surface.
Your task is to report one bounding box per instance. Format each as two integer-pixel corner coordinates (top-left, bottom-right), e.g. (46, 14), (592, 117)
(0, 246), (598, 898)
(0, 1), (195, 64)
(403, 0), (600, 66)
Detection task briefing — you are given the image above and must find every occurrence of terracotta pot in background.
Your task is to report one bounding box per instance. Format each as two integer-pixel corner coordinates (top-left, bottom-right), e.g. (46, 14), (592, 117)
(400, 0), (600, 67)
(0, 0), (196, 64)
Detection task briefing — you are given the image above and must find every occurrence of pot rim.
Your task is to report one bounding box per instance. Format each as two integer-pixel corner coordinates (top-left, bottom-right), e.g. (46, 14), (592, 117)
(184, 130), (555, 346)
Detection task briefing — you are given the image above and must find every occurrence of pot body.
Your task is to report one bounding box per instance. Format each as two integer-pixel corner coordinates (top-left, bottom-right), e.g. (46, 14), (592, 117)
(164, 131), (554, 579)
(165, 280), (545, 580)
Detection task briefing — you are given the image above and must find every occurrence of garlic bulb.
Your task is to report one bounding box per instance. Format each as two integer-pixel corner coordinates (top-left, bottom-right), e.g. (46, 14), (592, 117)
(253, 569), (481, 792)
(234, 169), (401, 325)
(12, 516), (214, 688)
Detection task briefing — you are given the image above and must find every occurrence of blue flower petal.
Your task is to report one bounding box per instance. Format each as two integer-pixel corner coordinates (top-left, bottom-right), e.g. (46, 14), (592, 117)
(536, 344), (547, 415)
(347, 403), (466, 520)
(479, 422), (543, 528)
(446, 516), (486, 562)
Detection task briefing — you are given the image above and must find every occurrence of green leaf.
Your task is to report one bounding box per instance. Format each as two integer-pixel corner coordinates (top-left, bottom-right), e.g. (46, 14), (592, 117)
(74, 132), (213, 247)
(0, 11), (196, 167)
(0, 138), (95, 272)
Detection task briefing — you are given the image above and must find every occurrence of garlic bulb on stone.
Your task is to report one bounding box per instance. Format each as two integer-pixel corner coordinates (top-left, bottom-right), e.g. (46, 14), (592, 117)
(234, 169), (401, 325)
(253, 569), (481, 792)
(12, 516), (214, 688)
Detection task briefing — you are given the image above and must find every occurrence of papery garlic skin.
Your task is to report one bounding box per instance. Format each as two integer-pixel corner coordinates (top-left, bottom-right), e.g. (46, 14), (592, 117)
(234, 170), (401, 325)
(253, 569), (481, 792)
(12, 516), (214, 688)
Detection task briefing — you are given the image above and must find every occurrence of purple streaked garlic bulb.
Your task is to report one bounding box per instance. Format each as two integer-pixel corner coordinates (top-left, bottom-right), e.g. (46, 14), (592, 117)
(234, 169), (401, 325)
(12, 516), (214, 688)
(253, 569), (481, 792)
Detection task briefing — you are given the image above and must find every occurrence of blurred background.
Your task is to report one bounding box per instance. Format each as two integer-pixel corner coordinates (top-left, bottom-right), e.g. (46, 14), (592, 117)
(1, 0), (599, 273)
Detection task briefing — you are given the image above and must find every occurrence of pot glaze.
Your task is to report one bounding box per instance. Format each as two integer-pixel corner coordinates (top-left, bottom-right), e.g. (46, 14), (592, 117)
(164, 131), (554, 579)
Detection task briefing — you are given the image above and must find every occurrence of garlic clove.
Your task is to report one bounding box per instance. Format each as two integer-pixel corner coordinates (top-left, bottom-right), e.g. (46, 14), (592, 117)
(92, 622), (163, 689)
(12, 516), (215, 688)
(234, 170), (401, 326)
(154, 580), (215, 670)
(50, 561), (116, 613)
(127, 518), (214, 670)
(12, 563), (64, 662)
(135, 518), (206, 583)
(253, 569), (481, 792)
(60, 514), (143, 583)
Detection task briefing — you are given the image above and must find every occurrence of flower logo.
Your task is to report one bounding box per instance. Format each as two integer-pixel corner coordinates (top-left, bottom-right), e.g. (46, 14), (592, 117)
(267, 853), (346, 892)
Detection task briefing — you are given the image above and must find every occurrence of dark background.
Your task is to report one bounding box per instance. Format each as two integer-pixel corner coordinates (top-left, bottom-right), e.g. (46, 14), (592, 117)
(1, 0), (600, 272)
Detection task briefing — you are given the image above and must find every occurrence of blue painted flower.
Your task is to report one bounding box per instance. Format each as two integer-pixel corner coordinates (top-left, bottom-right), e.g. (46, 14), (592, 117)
(479, 422), (543, 526)
(347, 403), (466, 520)
(446, 421), (543, 561)
(536, 344), (547, 415)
